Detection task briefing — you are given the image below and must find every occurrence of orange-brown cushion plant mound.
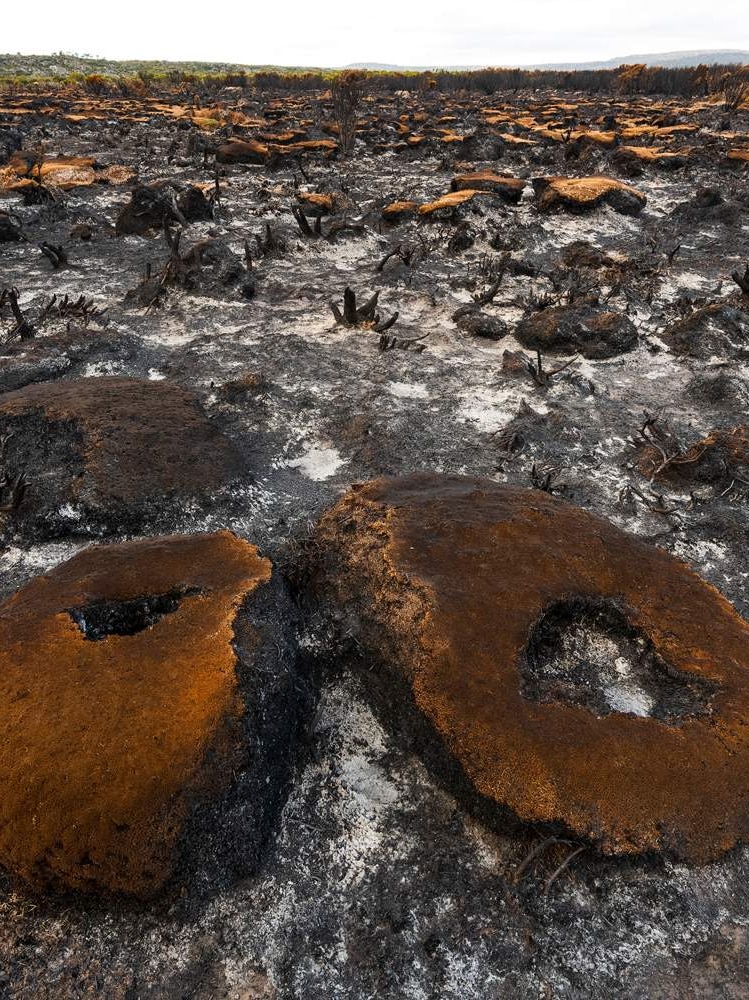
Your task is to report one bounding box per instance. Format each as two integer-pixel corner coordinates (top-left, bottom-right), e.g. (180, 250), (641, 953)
(0, 531), (300, 896)
(215, 139), (269, 165)
(309, 474), (749, 864)
(637, 425), (749, 484)
(418, 190), (486, 216)
(450, 171), (526, 203)
(533, 175), (646, 215)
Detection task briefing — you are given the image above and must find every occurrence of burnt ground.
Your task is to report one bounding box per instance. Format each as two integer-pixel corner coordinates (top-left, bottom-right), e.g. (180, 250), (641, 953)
(0, 85), (749, 998)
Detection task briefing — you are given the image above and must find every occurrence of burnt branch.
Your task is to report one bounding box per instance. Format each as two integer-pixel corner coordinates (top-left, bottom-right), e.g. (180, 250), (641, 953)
(731, 265), (749, 296)
(39, 242), (68, 270)
(0, 288), (35, 340)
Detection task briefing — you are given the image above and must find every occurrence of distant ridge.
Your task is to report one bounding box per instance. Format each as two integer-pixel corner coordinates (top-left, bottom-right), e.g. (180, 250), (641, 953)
(345, 50), (749, 72)
(0, 49), (746, 82)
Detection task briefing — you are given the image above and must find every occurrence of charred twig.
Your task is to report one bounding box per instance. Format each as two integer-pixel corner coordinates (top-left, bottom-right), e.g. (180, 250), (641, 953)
(525, 349), (579, 387)
(254, 221), (284, 257)
(356, 290), (380, 322)
(515, 836), (574, 882)
(291, 204), (315, 238)
(296, 155), (311, 184)
(39, 242), (68, 269)
(453, 254), (511, 322)
(379, 329), (425, 352)
(0, 433), (28, 513)
(331, 287), (398, 332)
(543, 845), (587, 897)
(633, 411), (693, 481)
(731, 265), (749, 296)
(530, 463), (565, 494)
(374, 311), (399, 334)
(37, 293), (106, 327)
(343, 286), (358, 324)
(621, 483), (684, 520)
(0, 288), (35, 340)
(376, 236), (431, 274)
(293, 205), (364, 243)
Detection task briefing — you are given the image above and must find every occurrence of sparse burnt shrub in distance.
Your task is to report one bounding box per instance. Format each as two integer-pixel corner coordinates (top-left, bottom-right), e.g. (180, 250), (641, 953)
(83, 73), (109, 95)
(616, 64), (647, 95)
(719, 68), (749, 111)
(254, 71), (283, 92)
(331, 70), (366, 157)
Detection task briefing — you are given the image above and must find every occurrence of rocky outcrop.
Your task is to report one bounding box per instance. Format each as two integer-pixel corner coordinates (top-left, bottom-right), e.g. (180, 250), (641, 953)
(0, 531), (303, 896)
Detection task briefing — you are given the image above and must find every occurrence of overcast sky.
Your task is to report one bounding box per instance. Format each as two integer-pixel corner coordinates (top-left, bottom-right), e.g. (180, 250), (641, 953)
(3, 0), (746, 67)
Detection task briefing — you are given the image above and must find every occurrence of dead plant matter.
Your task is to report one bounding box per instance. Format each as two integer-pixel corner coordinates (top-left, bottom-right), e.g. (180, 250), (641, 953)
(331, 70), (366, 157)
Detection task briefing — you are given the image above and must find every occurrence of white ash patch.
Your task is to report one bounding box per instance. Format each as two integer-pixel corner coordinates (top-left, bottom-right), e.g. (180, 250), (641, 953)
(288, 444), (346, 481)
(671, 537), (730, 574)
(457, 383), (543, 433)
(0, 539), (87, 577)
(387, 380), (430, 399)
(81, 359), (128, 377)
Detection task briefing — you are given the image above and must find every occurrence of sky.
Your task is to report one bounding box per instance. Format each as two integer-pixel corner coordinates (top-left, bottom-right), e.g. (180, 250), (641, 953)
(3, 0), (746, 67)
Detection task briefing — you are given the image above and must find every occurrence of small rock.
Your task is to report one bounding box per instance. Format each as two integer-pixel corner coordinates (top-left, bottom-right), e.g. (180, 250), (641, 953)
(456, 311), (506, 339)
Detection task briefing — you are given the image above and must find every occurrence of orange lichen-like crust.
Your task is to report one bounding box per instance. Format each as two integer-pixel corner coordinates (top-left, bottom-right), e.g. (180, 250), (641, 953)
(296, 192), (335, 216)
(0, 532), (271, 895)
(418, 190), (485, 215)
(382, 200), (420, 222)
(618, 145), (689, 164)
(533, 175), (646, 214)
(312, 474), (749, 863)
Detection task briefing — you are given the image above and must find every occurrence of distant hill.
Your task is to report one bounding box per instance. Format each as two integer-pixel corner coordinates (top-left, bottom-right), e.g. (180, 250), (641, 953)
(540, 50), (749, 70)
(0, 49), (745, 83)
(0, 53), (318, 81)
(345, 50), (749, 71)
